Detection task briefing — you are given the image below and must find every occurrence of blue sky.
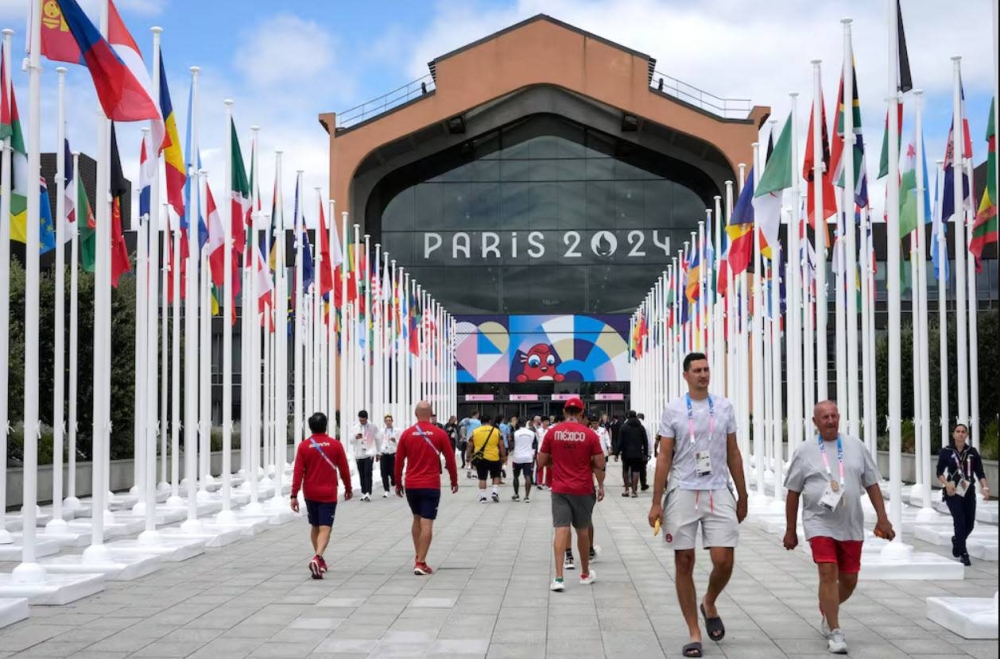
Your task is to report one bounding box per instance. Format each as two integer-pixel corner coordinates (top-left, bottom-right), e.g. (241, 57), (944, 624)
(1, 0), (996, 228)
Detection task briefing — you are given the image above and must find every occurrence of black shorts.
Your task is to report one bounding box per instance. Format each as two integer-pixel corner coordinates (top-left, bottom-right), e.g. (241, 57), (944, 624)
(513, 462), (534, 482)
(625, 458), (647, 475)
(551, 492), (596, 529)
(476, 459), (502, 481)
(406, 488), (442, 520)
(305, 499), (337, 527)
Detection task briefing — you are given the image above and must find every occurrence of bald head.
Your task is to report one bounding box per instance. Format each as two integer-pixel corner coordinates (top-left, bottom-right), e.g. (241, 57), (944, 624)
(813, 400), (840, 440)
(414, 400), (433, 422)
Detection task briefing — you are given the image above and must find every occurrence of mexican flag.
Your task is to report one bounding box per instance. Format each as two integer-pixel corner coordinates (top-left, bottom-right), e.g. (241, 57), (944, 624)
(230, 118), (250, 256)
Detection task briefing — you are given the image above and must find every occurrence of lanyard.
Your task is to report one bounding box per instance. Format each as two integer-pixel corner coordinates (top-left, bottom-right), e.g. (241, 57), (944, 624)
(817, 434), (845, 486)
(413, 424), (439, 452)
(308, 437), (339, 472)
(951, 448), (972, 480)
(685, 394), (714, 445)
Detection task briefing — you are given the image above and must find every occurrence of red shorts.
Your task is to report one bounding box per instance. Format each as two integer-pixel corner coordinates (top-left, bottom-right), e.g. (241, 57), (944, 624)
(809, 537), (863, 574)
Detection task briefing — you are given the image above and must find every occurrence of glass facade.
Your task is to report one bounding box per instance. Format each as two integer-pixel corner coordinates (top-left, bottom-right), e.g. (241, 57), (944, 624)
(371, 114), (719, 316)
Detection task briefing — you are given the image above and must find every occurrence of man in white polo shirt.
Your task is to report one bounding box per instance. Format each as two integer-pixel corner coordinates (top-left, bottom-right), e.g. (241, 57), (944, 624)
(648, 352), (748, 659)
(510, 423), (537, 503)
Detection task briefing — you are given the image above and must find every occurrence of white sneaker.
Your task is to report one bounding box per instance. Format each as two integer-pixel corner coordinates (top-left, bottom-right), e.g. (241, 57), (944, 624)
(579, 570), (597, 585)
(479, 497), (488, 504)
(588, 545), (602, 562)
(563, 555), (575, 569)
(820, 614), (831, 637)
(550, 579), (565, 592)
(383, 491), (389, 498)
(827, 629), (848, 654)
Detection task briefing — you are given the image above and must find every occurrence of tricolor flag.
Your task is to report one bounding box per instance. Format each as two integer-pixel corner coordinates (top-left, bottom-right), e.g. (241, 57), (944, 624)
(230, 119), (250, 256)
(754, 114), (792, 253)
(930, 166), (950, 284)
(970, 98), (997, 269)
(40, 0), (163, 141)
(77, 162), (96, 273)
(61, 137), (75, 241)
(158, 49), (185, 218)
(206, 182), (225, 287)
(803, 96), (836, 246)
(726, 168), (756, 277)
(942, 80), (973, 222)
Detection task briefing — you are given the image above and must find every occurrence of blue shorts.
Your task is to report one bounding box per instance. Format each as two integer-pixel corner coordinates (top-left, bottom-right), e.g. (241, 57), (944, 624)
(405, 488), (442, 520)
(305, 500), (337, 527)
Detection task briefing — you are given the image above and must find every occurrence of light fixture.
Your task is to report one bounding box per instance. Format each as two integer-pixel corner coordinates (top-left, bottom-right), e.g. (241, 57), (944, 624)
(621, 114), (638, 132)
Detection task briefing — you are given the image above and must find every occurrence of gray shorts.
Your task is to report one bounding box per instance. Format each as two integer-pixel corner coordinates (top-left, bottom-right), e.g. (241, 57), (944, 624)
(551, 492), (596, 529)
(663, 488), (739, 551)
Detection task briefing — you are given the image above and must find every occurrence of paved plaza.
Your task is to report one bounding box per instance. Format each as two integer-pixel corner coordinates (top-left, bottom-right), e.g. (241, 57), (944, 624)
(1, 469), (997, 659)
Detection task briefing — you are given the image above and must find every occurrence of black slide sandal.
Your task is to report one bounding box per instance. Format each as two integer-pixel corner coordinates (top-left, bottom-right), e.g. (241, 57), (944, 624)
(701, 603), (726, 641)
(682, 642), (703, 657)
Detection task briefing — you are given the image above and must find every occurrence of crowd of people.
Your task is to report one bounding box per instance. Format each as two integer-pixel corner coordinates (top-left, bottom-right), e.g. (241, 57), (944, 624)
(288, 351), (988, 658)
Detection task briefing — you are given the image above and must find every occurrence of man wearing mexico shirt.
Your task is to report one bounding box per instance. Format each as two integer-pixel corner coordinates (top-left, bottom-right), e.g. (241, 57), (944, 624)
(538, 396), (605, 592)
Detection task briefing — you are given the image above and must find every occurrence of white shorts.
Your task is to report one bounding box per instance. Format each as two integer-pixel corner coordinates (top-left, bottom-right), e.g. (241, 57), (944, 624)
(663, 487), (739, 551)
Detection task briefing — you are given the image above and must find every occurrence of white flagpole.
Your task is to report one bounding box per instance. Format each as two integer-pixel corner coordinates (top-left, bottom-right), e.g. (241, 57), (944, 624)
(0, 28), (12, 544)
(811, 59), (829, 402)
(788, 92), (803, 457)
(198, 169), (211, 496)
(217, 99), (236, 523)
(373, 243), (382, 420)
(951, 57), (968, 428)
(245, 126), (262, 513)
(750, 141), (767, 502)
(14, 0), (45, 577)
(327, 200), (337, 428)
(934, 159), (949, 451)
(294, 171), (305, 451)
(339, 211), (349, 440)
(835, 208), (847, 420)
(725, 182), (735, 403)
(83, 0), (112, 565)
(66, 150), (82, 510)
(915, 90), (934, 514)
(47, 66), (69, 533)
(168, 211), (182, 508)
(160, 207), (170, 491)
(885, 0), (904, 541)
(771, 240), (785, 502)
(184, 71), (203, 526)
(272, 153), (288, 504)
(842, 19), (861, 438)
(803, 191), (816, 428)
(261, 211), (273, 485)
(364, 233), (373, 411)
(763, 256), (774, 478)
(129, 135), (146, 510)
(860, 204), (874, 455)
(965, 158), (980, 449)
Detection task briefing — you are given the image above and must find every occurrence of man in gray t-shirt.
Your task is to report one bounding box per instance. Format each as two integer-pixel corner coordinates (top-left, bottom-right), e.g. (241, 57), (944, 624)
(783, 401), (894, 655)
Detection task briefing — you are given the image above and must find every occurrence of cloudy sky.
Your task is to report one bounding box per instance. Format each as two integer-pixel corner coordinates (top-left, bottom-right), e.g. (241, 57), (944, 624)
(0, 0), (996, 229)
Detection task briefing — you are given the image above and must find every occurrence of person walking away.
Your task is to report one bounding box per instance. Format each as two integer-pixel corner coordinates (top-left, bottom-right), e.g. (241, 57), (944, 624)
(498, 416), (512, 481)
(511, 423), (537, 502)
(351, 411), (380, 501)
(445, 416), (460, 465)
(290, 413), (353, 579)
(637, 413), (650, 490)
(937, 423), (989, 567)
(615, 411), (649, 498)
(467, 417), (506, 502)
(594, 418), (613, 457)
(538, 396), (604, 591)
(783, 400), (895, 654)
(648, 352), (748, 658)
(457, 416), (470, 471)
(464, 411), (483, 479)
(395, 401), (459, 575)
(379, 414), (400, 498)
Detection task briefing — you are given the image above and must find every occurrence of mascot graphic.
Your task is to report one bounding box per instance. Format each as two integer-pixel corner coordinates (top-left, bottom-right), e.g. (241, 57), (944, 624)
(515, 343), (565, 382)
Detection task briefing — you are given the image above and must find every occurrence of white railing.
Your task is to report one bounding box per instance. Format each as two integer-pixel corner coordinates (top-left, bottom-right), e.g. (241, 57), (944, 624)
(336, 74), (436, 130)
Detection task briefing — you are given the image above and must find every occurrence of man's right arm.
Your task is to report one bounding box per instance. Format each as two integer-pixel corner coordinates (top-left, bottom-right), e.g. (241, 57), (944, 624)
(291, 443), (304, 499)
(783, 490), (800, 549)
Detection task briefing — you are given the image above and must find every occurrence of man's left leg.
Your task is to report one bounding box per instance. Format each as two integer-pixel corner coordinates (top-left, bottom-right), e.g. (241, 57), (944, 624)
(702, 547), (735, 636)
(315, 525), (332, 558)
(411, 515), (421, 560)
(310, 526), (319, 553)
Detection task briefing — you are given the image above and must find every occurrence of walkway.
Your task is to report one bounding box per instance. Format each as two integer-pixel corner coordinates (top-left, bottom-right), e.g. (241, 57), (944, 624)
(1, 468), (997, 658)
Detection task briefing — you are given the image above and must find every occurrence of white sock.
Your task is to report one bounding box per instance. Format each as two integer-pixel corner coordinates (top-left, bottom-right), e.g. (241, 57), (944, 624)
(479, 491), (487, 500)
(492, 485), (498, 495)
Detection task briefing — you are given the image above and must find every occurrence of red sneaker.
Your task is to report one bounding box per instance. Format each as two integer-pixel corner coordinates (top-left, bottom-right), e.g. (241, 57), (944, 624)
(413, 562), (433, 575)
(317, 555), (328, 573)
(309, 558), (323, 580)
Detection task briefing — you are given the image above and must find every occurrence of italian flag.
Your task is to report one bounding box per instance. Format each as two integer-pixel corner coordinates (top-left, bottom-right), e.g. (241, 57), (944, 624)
(970, 97), (997, 269)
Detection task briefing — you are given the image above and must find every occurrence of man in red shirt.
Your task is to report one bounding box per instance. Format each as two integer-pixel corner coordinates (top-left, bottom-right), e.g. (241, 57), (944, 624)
(395, 400), (459, 575)
(290, 413), (353, 579)
(538, 397), (605, 591)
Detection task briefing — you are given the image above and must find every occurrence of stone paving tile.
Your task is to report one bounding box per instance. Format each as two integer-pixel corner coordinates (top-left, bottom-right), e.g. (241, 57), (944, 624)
(1, 472), (998, 658)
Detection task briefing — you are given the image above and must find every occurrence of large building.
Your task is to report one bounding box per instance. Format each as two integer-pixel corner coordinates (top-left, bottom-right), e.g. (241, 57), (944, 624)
(320, 15), (769, 420)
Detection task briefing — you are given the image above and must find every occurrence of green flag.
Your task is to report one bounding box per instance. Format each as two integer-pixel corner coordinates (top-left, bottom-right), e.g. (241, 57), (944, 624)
(755, 112), (793, 196)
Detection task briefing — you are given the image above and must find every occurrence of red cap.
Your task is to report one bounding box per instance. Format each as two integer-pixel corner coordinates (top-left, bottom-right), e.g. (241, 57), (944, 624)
(564, 396), (585, 411)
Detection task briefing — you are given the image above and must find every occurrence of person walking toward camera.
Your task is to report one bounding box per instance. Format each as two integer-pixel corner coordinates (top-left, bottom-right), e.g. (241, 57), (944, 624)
(379, 414), (400, 498)
(290, 413), (353, 579)
(937, 423), (989, 567)
(648, 352), (747, 659)
(351, 411), (380, 501)
(783, 400), (895, 655)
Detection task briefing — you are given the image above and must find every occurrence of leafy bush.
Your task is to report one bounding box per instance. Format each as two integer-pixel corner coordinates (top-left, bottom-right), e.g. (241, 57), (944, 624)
(982, 418), (999, 461)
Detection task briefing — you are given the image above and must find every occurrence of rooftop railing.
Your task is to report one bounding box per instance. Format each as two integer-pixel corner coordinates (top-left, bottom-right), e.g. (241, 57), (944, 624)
(649, 71), (752, 120)
(335, 74), (436, 131)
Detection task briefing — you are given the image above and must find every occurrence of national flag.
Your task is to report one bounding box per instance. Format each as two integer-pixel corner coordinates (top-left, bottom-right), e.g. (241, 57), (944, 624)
(301, 228), (315, 292)
(317, 192), (335, 298)
(803, 96), (836, 246)
(138, 133), (151, 221)
(930, 166), (949, 283)
(41, 0), (163, 136)
(685, 243), (701, 304)
(158, 49), (185, 218)
(831, 60), (869, 209)
(254, 242), (274, 330)
(3, 52), (30, 249)
(895, 0), (913, 94)
(877, 105), (904, 180)
(181, 77), (206, 247)
(78, 166), (96, 273)
(206, 183), (225, 287)
(942, 80), (973, 222)
(230, 119), (250, 256)
(971, 98), (997, 269)
(899, 128), (933, 238)
(109, 123), (131, 287)
(61, 137), (75, 241)
(268, 178), (280, 271)
(39, 178), (57, 254)
(754, 114), (792, 252)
